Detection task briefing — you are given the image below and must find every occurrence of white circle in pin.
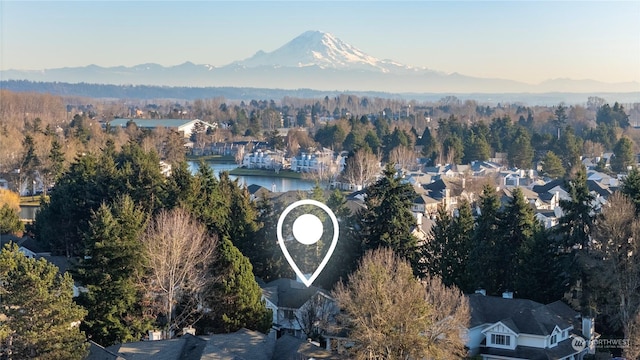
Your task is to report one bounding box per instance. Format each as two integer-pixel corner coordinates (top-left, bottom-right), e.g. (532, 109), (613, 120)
(292, 214), (323, 245)
(277, 199), (339, 287)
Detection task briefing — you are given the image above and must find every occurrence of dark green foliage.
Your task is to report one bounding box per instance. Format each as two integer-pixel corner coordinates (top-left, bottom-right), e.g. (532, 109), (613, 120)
(497, 187), (538, 292)
(200, 237), (272, 334)
(541, 151), (565, 179)
(34, 143), (167, 256)
(315, 189), (360, 289)
(75, 195), (150, 345)
(463, 130), (491, 163)
(468, 185), (502, 295)
(621, 167), (640, 214)
(0, 243), (89, 359)
(48, 138), (66, 183)
(219, 172), (260, 255)
(516, 227), (564, 304)
(357, 163), (419, 273)
(597, 102), (630, 129)
(443, 134), (464, 165)
(0, 203), (24, 234)
(424, 200), (474, 292)
(557, 167), (596, 309)
(507, 127), (534, 169)
(34, 154), (102, 256)
(611, 137), (635, 173)
(553, 126), (582, 171)
(250, 195), (292, 282)
(558, 167), (594, 249)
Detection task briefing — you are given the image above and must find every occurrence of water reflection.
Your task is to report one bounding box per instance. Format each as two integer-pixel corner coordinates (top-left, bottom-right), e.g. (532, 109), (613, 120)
(187, 162), (316, 192)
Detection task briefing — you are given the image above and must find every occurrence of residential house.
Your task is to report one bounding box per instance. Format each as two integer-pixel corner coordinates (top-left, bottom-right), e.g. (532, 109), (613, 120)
(290, 149), (342, 175)
(243, 150), (283, 170)
(247, 184), (272, 201)
(467, 292), (596, 360)
(421, 178), (472, 212)
(261, 278), (338, 340)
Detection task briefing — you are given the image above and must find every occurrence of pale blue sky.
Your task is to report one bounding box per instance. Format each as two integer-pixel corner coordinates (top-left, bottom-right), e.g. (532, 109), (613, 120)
(1, 1), (639, 84)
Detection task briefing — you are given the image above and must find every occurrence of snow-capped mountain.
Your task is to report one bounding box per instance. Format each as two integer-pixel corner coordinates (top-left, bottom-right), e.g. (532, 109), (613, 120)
(1, 30), (638, 94)
(233, 30), (416, 73)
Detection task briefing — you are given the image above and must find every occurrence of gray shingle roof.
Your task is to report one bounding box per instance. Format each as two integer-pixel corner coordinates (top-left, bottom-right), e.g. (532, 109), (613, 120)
(261, 278), (330, 309)
(468, 294), (575, 336)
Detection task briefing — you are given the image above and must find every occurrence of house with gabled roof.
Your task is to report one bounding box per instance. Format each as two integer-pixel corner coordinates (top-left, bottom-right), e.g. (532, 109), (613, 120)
(466, 292), (596, 360)
(261, 278), (338, 340)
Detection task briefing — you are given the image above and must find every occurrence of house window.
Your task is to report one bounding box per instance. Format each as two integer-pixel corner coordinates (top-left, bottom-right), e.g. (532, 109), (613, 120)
(491, 334), (510, 346)
(550, 334), (557, 345)
(283, 309), (295, 320)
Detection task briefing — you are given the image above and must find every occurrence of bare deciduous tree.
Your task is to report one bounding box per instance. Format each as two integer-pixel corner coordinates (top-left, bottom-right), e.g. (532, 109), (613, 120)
(294, 292), (336, 340)
(141, 208), (217, 337)
(590, 192), (640, 343)
(341, 149), (380, 190)
(332, 248), (469, 360)
(389, 145), (417, 173)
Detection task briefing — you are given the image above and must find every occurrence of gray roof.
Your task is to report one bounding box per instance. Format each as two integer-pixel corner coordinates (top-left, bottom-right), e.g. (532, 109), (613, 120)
(480, 337), (580, 360)
(108, 118), (199, 129)
(261, 278), (330, 309)
(468, 294), (575, 336)
(85, 341), (125, 360)
(97, 330), (274, 360)
(201, 329), (274, 360)
(273, 335), (343, 360)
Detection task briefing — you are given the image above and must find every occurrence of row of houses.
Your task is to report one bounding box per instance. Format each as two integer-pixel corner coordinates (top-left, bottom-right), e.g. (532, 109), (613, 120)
(241, 149), (347, 175)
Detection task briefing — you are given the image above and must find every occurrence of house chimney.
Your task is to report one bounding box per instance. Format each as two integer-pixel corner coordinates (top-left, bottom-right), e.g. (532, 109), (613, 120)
(582, 316), (595, 354)
(502, 291), (513, 299)
(416, 212), (423, 226)
(148, 330), (162, 341)
(475, 289), (486, 296)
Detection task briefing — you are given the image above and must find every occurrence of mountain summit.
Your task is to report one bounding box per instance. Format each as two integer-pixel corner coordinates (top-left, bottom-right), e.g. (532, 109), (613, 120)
(233, 30), (412, 73)
(2, 30), (638, 93)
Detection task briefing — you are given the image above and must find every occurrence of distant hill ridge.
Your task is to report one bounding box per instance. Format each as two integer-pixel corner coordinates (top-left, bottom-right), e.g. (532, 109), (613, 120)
(2, 31), (638, 94)
(3, 80), (639, 106)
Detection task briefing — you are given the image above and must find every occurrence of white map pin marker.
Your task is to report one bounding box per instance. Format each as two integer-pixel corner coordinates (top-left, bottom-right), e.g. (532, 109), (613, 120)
(277, 199), (339, 287)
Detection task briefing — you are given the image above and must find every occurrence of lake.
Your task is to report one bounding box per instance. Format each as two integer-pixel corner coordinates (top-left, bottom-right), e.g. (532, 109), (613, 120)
(187, 162), (317, 192)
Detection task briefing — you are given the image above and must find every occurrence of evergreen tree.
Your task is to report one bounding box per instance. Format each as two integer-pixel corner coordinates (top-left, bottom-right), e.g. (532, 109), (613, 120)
(515, 223), (562, 303)
(557, 167), (595, 310)
(0, 203), (24, 235)
(558, 167), (594, 249)
(0, 244), (88, 359)
(34, 153), (102, 256)
(463, 131), (491, 163)
(357, 163), (419, 272)
(219, 172), (260, 255)
(507, 127), (534, 169)
(48, 138), (66, 183)
(468, 185), (502, 295)
(611, 137), (635, 173)
(250, 195), (291, 282)
(75, 195), (150, 346)
(541, 150), (565, 179)
(621, 167), (640, 215)
(164, 160), (195, 209)
(424, 200), (474, 290)
(200, 237), (272, 334)
(498, 187), (538, 293)
(316, 189), (360, 289)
